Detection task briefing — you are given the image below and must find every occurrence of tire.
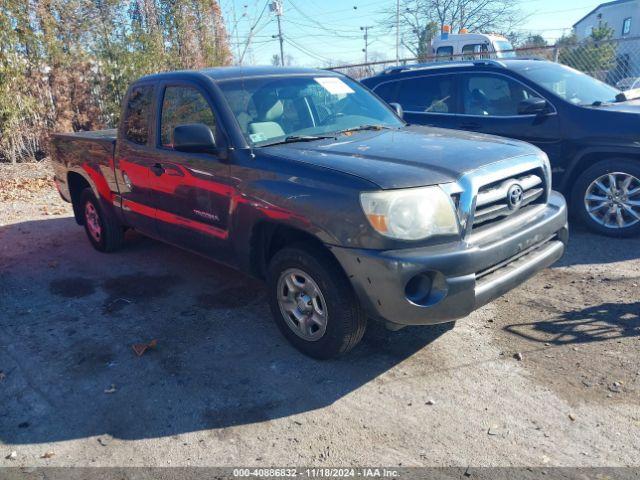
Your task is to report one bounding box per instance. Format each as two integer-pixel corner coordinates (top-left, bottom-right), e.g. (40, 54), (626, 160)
(571, 159), (640, 238)
(79, 188), (124, 252)
(267, 244), (367, 359)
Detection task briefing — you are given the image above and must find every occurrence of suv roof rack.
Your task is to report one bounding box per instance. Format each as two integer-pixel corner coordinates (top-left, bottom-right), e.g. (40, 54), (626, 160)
(382, 59), (507, 75)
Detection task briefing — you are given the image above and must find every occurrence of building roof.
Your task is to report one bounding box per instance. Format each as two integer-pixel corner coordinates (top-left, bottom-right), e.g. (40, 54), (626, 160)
(573, 0), (636, 27)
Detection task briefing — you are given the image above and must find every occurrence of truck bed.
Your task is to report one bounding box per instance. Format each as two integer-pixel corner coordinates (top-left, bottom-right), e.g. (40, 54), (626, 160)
(50, 129), (119, 204)
(51, 128), (117, 146)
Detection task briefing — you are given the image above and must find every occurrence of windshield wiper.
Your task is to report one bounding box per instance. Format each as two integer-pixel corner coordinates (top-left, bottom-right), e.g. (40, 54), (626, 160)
(262, 134), (336, 147)
(334, 124), (391, 135)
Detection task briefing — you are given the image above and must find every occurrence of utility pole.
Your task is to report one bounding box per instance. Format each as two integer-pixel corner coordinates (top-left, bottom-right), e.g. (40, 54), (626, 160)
(395, 0), (400, 64)
(270, 0), (285, 66)
(361, 26), (372, 64)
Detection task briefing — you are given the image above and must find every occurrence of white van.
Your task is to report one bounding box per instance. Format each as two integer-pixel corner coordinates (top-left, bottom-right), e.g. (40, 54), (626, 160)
(431, 28), (516, 60)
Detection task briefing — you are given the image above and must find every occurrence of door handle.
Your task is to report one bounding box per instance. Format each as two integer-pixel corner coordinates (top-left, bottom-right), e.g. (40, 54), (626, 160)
(150, 163), (165, 176)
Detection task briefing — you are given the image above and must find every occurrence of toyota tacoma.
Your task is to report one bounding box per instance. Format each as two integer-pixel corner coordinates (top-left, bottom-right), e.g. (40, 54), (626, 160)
(51, 66), (568, 358)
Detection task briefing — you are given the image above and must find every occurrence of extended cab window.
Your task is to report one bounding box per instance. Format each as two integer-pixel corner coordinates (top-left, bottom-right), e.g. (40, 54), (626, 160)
(160, 86), (217, 148)
(123, 85), (153, 145)
(395, 76), (454, 113)
(462, 74), (537, 116)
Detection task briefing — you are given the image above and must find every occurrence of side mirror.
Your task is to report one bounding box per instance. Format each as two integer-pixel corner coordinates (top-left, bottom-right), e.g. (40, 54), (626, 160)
(518, 97), (549, 115)
(173, 123), (217, 153)
(389, 102), (404, 119)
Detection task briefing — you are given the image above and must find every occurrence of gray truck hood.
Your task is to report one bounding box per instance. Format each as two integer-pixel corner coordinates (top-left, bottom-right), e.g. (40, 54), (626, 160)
(266, 125), (541, 189)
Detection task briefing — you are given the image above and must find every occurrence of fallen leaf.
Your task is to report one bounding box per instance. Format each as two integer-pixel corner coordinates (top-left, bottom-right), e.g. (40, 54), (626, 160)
(132, 339), (158, 357)
(41, 451), (55, 459)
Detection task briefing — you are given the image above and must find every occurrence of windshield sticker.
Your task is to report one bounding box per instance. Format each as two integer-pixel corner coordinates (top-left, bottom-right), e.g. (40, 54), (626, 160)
(249, 133), (265, 143)
(314, 77), (354, 95)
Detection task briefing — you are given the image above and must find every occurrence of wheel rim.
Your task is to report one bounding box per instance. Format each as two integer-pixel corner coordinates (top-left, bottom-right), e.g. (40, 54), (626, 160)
(277, 268), (328, 341)
(85, 201), (102, 242)
(584, 171), (640, 229)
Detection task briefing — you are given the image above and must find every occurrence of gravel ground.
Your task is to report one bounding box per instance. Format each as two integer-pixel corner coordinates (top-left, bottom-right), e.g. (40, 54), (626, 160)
(0, 162), (639, 467)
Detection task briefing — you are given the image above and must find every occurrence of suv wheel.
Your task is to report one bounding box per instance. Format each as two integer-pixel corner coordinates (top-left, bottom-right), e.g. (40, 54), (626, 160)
(267, 244), (367, 359)
(572, 159), (640, 237)
(80, 188), (124, 252)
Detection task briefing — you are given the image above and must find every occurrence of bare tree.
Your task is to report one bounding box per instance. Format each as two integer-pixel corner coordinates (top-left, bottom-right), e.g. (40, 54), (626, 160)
(383, 0), (525, 60)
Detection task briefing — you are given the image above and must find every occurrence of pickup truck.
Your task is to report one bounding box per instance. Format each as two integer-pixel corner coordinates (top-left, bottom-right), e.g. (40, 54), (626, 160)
(51, 66), (569, 359)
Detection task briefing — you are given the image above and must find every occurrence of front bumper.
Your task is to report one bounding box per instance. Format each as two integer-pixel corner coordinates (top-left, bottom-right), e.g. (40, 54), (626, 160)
(330, 191), (568, 326)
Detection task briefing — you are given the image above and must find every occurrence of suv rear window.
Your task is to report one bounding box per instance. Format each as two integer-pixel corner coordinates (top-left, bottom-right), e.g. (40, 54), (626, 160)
(123, 85), (153, 145)
(394, 76), (455, 113)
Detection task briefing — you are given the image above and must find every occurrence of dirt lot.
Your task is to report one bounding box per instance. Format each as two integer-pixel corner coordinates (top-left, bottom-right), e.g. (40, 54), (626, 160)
(1, 162), (639, 467)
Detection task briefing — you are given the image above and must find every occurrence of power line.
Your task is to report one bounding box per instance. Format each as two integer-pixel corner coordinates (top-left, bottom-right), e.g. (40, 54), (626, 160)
(284, 36), (332, 63)
(238, 0), (271, 64)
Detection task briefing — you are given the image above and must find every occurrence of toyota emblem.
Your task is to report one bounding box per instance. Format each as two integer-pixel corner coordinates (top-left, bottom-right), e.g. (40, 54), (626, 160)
(507, 183), (524, 210)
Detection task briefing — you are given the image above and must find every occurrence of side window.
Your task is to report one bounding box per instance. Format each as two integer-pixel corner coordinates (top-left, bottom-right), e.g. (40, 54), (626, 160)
(123, 85), (153, 145)
(436, 46), (453, 60)
(462, 43), (489, 60)
(372, 82), (397, 103)
(462, 74), (537, 116)
(160, 86), (217, 147)
(395, 76), (455, 113)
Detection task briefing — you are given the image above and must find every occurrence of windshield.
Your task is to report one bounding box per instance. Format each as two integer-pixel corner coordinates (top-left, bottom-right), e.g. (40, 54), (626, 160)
(515, 62), (620, 105)
(494, 40), (516, 58)
(217, 75), (403, 146)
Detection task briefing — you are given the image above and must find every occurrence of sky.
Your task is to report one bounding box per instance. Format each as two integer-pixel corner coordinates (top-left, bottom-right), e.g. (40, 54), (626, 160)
(220, 0), (603, 67)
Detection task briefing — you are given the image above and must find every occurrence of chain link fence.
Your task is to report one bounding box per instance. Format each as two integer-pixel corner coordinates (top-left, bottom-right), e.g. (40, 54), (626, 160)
(327, 36), (640, 91)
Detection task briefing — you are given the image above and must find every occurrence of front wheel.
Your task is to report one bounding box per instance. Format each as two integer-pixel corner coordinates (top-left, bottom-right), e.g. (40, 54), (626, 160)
(267, 244), (367, 359)
(572, 159), (640, 237)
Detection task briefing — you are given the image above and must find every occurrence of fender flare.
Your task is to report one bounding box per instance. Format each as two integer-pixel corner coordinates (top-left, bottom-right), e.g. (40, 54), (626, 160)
(560, 146), (640, 192)
(233, 204), (341, 277)
(66, 165), (119, 223)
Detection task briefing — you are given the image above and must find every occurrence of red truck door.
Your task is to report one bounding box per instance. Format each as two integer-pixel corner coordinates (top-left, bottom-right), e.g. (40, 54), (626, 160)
(115, 83), (161, 236)
(143, 83), (234, 261)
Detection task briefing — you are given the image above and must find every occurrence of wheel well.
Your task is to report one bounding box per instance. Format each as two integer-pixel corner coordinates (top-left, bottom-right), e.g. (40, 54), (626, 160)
(563, 152), (637, 195)
(250, 222), (335, 279)
(67, 172), (91, 224)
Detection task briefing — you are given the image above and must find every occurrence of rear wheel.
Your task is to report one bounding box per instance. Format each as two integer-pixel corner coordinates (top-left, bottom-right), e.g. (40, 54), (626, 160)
(267, 244), (367, 359)
(572, 159), (640, 237)
(80, 188), (124, 252)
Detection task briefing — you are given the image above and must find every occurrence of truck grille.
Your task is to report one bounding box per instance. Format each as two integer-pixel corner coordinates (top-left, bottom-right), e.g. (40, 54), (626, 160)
(472, 168), (547, 228)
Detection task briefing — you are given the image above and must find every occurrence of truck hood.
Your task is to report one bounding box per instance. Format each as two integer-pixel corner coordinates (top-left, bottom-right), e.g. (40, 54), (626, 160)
(265, 125), (541, 189)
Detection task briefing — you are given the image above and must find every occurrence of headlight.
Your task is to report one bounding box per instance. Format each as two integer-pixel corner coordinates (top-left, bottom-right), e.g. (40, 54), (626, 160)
(360, 186), (459, 240)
